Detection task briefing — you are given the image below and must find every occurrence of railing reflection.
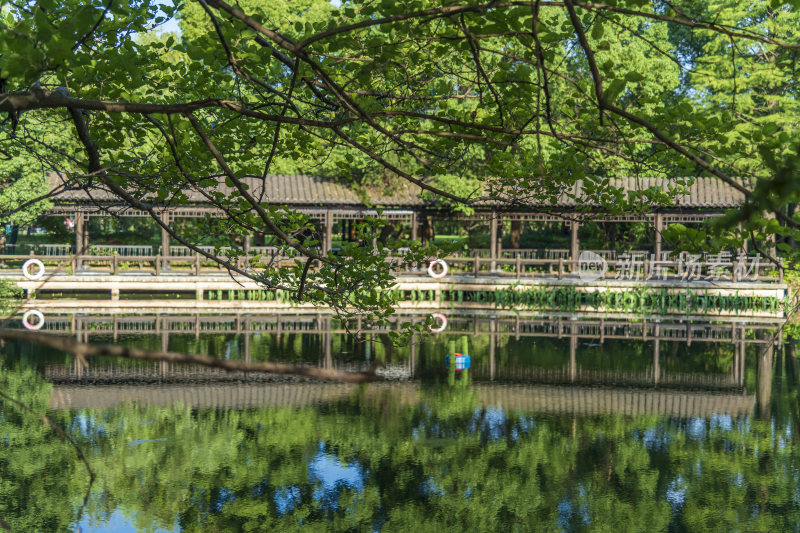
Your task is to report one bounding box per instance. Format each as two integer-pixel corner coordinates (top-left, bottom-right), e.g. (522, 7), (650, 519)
(33, 313), (782, 395)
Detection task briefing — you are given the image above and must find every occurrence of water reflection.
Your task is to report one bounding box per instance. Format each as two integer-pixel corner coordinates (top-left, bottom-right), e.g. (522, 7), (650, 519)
(1, 312), (798, 531)
(16, 312), (781, 391)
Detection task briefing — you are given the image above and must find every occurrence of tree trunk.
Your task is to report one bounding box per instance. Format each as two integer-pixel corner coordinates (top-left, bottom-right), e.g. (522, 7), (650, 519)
(510, 221), (522, 249)
(604, 223), (617, 250)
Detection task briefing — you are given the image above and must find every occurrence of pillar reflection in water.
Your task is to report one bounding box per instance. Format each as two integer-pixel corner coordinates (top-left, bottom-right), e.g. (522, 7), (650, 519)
(45, 311), (784, 396)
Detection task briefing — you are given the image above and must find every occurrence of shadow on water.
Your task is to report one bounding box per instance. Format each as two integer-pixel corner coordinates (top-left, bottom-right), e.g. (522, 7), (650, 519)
(1, 311), (798, 531)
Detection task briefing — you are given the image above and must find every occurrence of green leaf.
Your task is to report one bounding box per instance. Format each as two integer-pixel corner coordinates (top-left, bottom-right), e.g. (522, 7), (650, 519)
(591, 22), (604, 40)
(604, 79), (627, 102)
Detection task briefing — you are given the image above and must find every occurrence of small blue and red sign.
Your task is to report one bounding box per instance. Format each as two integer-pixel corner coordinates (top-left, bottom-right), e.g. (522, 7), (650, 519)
(445, 353), (471, 371)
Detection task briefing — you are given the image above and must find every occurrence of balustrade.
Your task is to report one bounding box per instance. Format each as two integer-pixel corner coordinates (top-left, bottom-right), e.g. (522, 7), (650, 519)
(0, 244), (783, 284)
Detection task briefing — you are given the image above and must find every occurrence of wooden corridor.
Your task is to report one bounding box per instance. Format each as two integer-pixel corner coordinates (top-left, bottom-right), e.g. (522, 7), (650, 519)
(37, 314), (780, 391)
(48, 381), (756, 418)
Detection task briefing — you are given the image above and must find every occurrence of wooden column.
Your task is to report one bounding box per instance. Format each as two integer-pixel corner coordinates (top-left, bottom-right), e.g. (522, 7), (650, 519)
(569, 323), (577, 383)
(410, 212), (418, 241)
(420, 215), (428, 245)
(737, 222), (748, 254)
(654, 213), (663, 260)
(74, 211), (84, 269)
(496, 217), (503, 262)
(324, 318), (333, 369)
(489, 327), (496, 381)
(244, 327), (251, 363)
(739, 334), (746, 386)
(409, 334), (416, 375)
(82, 215), (90, 255)
(243, 234), (251, 254)
(569, 220), (580, 272)
(160, 326), (169, 376)
(757, 341), (774, 419)
(490, 212), (498, 271)
(510, 220), (522, 249)
(323, 210), (333, 255)
(653, 324), (660, 385)
(161, 212), (171, 270)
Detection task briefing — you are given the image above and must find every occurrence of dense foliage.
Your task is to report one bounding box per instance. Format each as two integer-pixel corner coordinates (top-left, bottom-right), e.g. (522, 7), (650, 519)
(1, 0), (799, 321)
(0, 354), (798, 532)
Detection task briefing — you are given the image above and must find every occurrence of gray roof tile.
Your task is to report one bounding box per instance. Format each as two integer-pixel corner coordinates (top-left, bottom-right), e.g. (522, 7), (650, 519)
(48, 173), (753, 210)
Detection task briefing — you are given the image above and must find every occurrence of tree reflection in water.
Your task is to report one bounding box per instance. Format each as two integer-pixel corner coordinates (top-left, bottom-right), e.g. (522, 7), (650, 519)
(0, 321), (798, 532)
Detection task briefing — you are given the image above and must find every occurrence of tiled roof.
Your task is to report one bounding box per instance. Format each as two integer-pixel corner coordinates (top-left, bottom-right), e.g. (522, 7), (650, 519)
(49, 173), (424, 207)
(49, 173), (752, 210)
(536, 177), (752, 209)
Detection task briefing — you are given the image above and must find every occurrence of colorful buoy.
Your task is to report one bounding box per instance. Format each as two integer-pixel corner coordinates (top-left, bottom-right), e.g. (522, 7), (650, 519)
(21, 309), (45, 330)
(22, 258), (45, 280)
(427, 259), (448, 279)
(430, 312), (447, 332)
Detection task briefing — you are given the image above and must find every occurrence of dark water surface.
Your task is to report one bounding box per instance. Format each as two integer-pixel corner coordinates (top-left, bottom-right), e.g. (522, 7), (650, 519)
(1, 313), (798, 532)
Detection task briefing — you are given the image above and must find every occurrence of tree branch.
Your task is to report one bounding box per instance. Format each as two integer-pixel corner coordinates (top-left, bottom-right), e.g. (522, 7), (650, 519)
(0, 329), (381, 382)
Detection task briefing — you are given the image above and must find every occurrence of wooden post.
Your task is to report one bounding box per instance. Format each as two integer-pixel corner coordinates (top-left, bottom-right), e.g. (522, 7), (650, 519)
(653, 324), (660, 385)
(510, 220), (522, 249)
(654, 213), (663, 260)
(160, 328), (169, 376)
(732, 327), (739, 384)
(496, 216), (503, 264)
(243, 234), (251, 254)
(489, 322), (496, 381)
(766, 211), (776, 259)
(195, 252), (201, 275)
(490, 212), (498, 271)
(757, 341), (774, 419)
(82, 215), (90, 260)
(738, 222), (748, 254)
(569, 323), (577, 383)
(161, 212), (171, 270)
(323, 210), (333, 255)
(410, 212), (418, 241)
(324, 319), (333, 369)
(570, 220), (579, 273)
(75, 211), (84, 269)
(112, 251), (119, 275)
(244, 325), (251, 363)
(409, 333), (416, 375)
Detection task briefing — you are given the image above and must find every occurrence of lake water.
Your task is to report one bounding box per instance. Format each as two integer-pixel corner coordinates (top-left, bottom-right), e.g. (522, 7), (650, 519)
(1, 312), (798, 531)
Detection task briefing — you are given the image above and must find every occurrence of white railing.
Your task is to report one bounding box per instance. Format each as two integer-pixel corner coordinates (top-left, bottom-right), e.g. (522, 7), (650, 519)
(90, 245), (154, 257)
